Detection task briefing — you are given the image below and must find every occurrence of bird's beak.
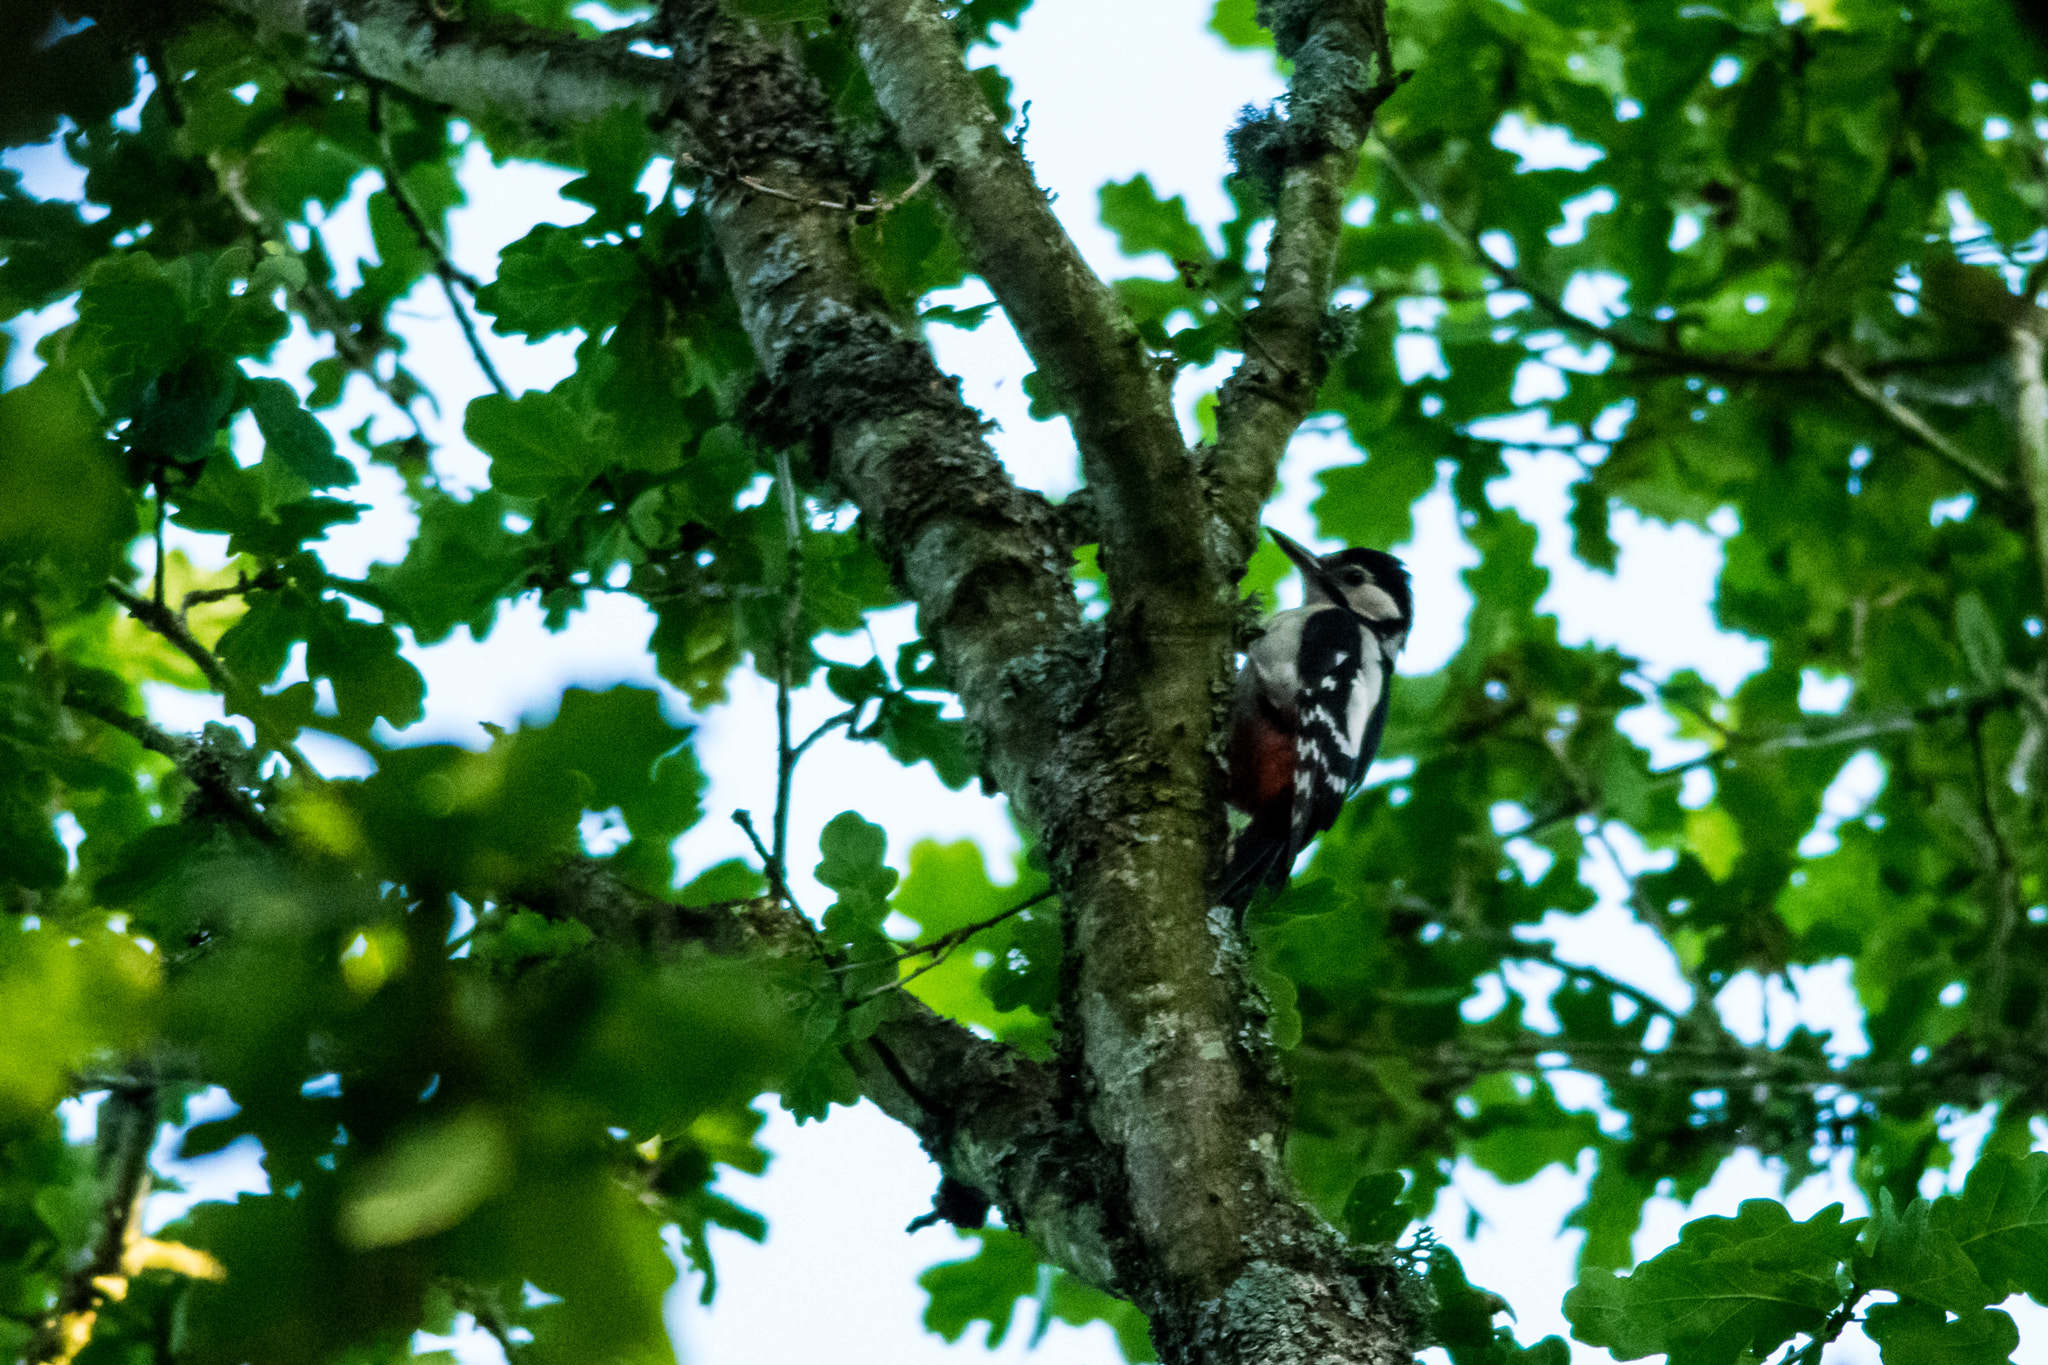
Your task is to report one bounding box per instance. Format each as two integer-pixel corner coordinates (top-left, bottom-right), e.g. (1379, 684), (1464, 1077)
(1268, 528), (1343, 600)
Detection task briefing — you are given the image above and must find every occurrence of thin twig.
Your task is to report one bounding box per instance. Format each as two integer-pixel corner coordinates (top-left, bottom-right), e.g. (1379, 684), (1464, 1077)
(1594, 688), (2012, 796)
(1176, 259), (1289, 376)
(1790, 1291), (1864, 1365)
(63, 690), (278, 843)
(1583, 823), (1745, 1051)
(794, 707), (860, 759)
(438, 269), (511, 397)
(1372, 139), (1801, 382)
(179, 564), (285, 613)
(367, 84), (508, 398)
(104, 580), (325, 786)
(108, 581), (235, 695)
(1823, 349), (2014, 497)
(833, 886), (1056, 973)
(850, 887), (1057, 1002)
(681, 152), (935, 215)
(150, 476), (168, 612)
(731, 810), (792, 909)
(1493, 939), (1682, 1023)
(773, 448), (804, 887)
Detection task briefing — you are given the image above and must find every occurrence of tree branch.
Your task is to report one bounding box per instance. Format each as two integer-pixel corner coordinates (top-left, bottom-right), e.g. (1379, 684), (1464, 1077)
(1967, 706), (2023, 1034)
(841, 886), (1057, 997)
(841, 0), (1217, 608)
(1491, 937), (1681, 1024)
(104, 580), (324, 785)
(515, 858), (1130, 1292)
(1824, 348), (2014, 498)
(729, 809), (790, 909)
(27, 1081), (159, 1365)
(2009, 320), (2048, 615)
(210, 0), (671, 129)
(653, 0), (1087, 835)
(363, 81), (509, 396)
(1209, 0), (1403, 564)
(195, 1), (1422, 1353)
(1639, 687), (2014, 786)
(63, 689), (280, 844)
(1372, 140), (1808, 383)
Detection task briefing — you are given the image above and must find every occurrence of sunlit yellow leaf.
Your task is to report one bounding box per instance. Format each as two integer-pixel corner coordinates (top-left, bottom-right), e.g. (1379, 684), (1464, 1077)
(340, 926), (408, 995)
(1685, 806), (1744, 882)
(124, 1237), (227, 1281)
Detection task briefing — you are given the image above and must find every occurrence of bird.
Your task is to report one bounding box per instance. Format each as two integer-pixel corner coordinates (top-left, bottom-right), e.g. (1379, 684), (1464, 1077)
(1219, 528), (1412, 912)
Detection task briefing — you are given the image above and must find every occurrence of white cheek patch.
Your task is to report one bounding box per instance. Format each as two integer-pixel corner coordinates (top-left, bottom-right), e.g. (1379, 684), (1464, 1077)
(1352, 584), (1403, 621)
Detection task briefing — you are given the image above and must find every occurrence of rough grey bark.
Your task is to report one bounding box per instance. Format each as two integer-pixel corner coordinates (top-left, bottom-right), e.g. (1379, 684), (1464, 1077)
(840, 0), (1217, 608)
(1208, 0), (1402, 567)
(193, 0), (1414, 1359)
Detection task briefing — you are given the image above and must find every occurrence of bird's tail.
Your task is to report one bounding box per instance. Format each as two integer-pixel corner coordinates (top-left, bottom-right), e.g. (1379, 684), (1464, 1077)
(1217, 806), (1294, 915)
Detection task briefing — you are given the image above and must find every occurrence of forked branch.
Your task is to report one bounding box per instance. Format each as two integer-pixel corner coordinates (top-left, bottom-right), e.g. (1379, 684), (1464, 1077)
(842, 0), (1216, 610)
(1209, 0), (1404, 563)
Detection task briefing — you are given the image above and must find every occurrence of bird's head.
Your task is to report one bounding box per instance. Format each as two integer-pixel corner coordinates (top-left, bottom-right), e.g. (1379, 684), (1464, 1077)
(1269, 528), (1412, 642)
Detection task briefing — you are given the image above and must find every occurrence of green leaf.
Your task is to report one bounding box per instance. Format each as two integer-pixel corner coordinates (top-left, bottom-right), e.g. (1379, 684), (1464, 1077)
(817, 811), (896, 928)
(1428, 1244), (1530, 1364)
(1863, 1301), (2019, 1365)
(1342, 1170), (1412, 1244)
(1042, 1268), (1156, 1362)
(869, 693), (977, 790)
(1563, 1199), (1859, 1365)
(304, 614), (426, 741)
(0, 373), (134, 599)
(245, 376), (355, 489)
(1956, 592), (2005, 689)
(338, 1107), (513, 1249)
(1208, 0), (1267, 48)
(365, 488), (528, 645)
(816, 810), (898, 996)
(1858, 1189), (1994, 1314)
(495, 908), (597, 961)
(1937, 1151), (2048, 1301)
(464, 387), (613, 501)
(477, 226), (644, 340)
(889, 839), (1052, 1038)
(919, 1228), (1039, 1347)
(1100, 176), (1210, 265)
(920, 301), (996, 330)
(1569, 476), (1618, 573)
(826, 659), (888, 705)
(0, 924), (154, 1118)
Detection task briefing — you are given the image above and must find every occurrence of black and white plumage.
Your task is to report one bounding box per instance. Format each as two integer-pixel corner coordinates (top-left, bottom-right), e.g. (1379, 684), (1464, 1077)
(1219, 529), (1411, 912)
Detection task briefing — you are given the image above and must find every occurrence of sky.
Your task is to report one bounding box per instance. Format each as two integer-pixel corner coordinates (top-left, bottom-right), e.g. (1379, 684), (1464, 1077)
(8, 1), (2048, 1362)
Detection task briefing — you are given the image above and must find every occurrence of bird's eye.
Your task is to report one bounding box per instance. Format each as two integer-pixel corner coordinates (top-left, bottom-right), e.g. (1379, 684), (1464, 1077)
(1341, 569), (1367, 587)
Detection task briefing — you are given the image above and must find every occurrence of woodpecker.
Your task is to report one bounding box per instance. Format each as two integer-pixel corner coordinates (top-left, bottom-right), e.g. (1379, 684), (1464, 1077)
(1219, 528), (1412, 911)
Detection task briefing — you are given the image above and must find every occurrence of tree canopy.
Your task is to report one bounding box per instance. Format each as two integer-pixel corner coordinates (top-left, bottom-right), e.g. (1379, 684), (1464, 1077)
(5, 0), (2048, 1362)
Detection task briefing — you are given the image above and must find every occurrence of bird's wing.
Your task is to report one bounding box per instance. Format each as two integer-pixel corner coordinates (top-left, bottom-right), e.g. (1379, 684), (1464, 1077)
(1290, 608), (1380, 855)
